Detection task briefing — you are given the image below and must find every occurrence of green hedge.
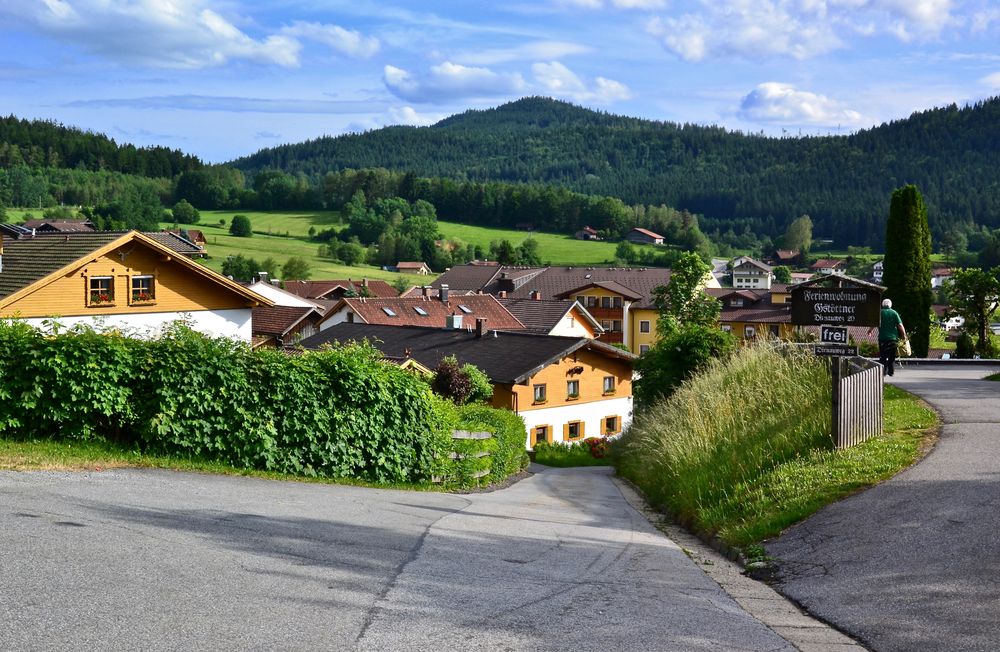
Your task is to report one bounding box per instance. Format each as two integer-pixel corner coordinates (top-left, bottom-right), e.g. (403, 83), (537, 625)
(454, 404), (529, 485)
(0, 322), (463, 484)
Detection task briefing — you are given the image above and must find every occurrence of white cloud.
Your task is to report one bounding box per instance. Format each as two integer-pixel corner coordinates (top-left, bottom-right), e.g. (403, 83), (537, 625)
(532, 61), (632, 102)
(558, 0), (667, 8)
(0, 0), (378, 68)
(454, 40), (591, 66)
(387, 106), (446, 126)
(646, 0), (966, 62)
(981, 72), (1000, 89)
(383, 62), (526, 103)
(738, 82), (864, 125)
(281, 21), (379, 59)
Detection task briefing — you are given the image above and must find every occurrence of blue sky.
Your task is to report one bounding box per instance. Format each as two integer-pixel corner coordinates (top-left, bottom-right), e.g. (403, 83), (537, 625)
(2, 0), (999, 163)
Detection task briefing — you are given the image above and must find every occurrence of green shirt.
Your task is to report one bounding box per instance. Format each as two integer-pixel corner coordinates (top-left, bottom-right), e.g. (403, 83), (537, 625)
(878, 308), (902, 342)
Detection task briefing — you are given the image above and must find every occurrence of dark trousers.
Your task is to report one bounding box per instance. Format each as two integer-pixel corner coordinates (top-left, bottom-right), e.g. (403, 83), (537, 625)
(879, 339), (897, 376)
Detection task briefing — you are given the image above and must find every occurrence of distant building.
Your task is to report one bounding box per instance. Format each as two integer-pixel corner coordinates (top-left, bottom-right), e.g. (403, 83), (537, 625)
(20, 219), (95, 233)
(772, 249), (800, 265)
(574, 226), (602, 241)
(318, 291), (525, 332)
(810, 259), (847, 275)
(872, 259), (884, 283)
(624, 227), (665, 246)
(395, 261), (432, 275)
(931, 268), (953, 289)
(731, 257), (773, 290)
(283, 278), (398, 300)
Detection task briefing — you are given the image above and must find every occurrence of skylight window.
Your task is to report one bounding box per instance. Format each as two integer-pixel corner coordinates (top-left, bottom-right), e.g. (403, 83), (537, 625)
(382, 307), (397, 317)
(413, 306), (428, 316)
(458, 305), (473, 314)
(585, 274), (592, 279)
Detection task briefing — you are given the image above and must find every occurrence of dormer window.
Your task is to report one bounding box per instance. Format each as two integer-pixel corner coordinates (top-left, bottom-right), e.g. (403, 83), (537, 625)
(730, 297), (744, 307)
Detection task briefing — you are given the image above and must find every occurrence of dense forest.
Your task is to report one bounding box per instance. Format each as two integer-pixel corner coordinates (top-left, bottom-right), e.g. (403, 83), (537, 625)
(232, 96), (1000, 247)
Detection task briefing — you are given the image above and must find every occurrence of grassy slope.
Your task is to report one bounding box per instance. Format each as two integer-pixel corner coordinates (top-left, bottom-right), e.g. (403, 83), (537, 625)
(436, 222), (628, 265)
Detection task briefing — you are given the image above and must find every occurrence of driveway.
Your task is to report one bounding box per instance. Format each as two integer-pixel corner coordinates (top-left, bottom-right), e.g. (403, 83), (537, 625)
(766, 365), (1000, 652)
(1, 465), (794, 651)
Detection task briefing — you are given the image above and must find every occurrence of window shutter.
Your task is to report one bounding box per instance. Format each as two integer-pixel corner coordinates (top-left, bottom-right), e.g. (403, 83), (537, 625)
(580, 421), (585, 438)
(563, 423), (570, 439)
(600, 417), (607, 434)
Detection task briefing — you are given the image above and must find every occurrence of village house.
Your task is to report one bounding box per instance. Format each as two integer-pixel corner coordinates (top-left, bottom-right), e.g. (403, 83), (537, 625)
(498, 296), (603, 338)
(624, 227), (665, 246)
(731, 256), (773, 290)
(810, 258), (847, 275)
(772, 249), (800, 266)
(395, 261), (432, 275)
(251, 305), (325, 349)
(574, 226), (602, 241)
(298, 322), (636, 450)
(708, 285), (795, 340)
(426, 263), (721, 354)
(931, 267), (953, 289)
(871, 259), (884, 283)
(20, 218), (95, 233)
(318, 289), (525, 332)
(0, 231), (271, 341)
(163, 228), (208, 253)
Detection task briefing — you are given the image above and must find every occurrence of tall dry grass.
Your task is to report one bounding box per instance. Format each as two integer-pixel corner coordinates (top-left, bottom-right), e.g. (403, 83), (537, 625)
(613, 342), (831, 536)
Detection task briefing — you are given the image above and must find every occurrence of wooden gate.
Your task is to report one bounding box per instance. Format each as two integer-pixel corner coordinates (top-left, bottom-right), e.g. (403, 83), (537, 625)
(831, 356), (883, 448)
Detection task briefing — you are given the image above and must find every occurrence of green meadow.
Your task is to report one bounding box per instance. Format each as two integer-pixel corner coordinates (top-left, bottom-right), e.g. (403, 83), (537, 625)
(436, 221), (626, 266)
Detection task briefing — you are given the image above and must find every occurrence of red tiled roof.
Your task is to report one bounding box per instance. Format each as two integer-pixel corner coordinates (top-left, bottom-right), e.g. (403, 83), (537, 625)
(396, 261), (430, 270)
(333, 295), (525, 330)
(629, 227), (664, 239)
(252, 305), (321, 337)
(283, 279), (398, 299)
(810, 259), (846, 269)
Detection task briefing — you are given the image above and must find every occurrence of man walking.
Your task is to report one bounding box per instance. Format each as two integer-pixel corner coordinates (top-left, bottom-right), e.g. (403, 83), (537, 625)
(873, 298), (907, 376)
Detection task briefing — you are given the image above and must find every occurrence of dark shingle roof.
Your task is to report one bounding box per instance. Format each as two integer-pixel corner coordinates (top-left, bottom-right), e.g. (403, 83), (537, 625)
(429, 263), (504, 292)
(0, 232), (121, 299)
(297, 323), (634, 385)
(21, 219), (95, 232)
(142, 231), (204, 256)
(498, 298), (583, 333)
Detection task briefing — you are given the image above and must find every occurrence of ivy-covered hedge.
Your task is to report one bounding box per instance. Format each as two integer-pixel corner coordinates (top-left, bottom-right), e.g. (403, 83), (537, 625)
(452, 404), (529, 485)
(0, 322), (476, 484)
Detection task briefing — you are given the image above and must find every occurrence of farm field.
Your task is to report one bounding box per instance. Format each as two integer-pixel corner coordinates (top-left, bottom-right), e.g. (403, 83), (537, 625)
(437, 221), (638, 266)
(197, 209), (345, 238)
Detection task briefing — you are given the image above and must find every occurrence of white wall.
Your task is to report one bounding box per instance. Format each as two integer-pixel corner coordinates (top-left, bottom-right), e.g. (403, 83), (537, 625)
(19, 309), (253, 342)
(319, 307), (351, 330)
(548, 309), (598, 338)
(517, 395), (633, 449)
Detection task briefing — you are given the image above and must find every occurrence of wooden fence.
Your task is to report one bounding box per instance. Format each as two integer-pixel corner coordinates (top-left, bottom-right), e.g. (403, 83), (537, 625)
(831, 356), (883, 448)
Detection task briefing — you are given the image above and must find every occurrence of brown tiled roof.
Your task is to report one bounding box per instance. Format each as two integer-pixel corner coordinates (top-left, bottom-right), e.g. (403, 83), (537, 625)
(733, 257), (773, 273)
(334, 295), (525, 330)
(20, 219), (95, 232)
(297, 323), (634, 385)
(283, 279), (398, 299)
(720, 303), (792, 324)
(498, 298), (598, 334)
(0, 232), (121, 299)
(142, 231), (204, 256)
(556, 280), (645, 301)
(774, 249), (799, 261)
(164, 229), (206, 244)
(396, 261), (429, 270)
(810, 259), (846, 269)
(629, 227), (664, 239)
(252, 305), (321, 337)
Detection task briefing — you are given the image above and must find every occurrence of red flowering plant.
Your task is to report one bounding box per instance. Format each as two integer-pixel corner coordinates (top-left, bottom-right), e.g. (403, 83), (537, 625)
(132, 291), (153, 302)
(585, 437), (608, 459)
(90, 292), (113, 305)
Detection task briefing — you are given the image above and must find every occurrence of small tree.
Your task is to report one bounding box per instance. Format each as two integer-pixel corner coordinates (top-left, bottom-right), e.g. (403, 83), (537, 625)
(783, 215), (813, 254)
(773, 265), (792, 284)
(949, 268), (1000, 354)
(281, 256), (312, 280)
(171, 199), (200, 224)
(229, 214), (252, 237)
(462, 363), (494, 404)
(432, 356), (472, 405)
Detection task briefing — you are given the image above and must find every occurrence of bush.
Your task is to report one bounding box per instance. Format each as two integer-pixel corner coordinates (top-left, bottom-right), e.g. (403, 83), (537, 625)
(171, 199), (200, 224)
(614, 343), (831, 538)
(463, 363), (494, 404)
(0, 322), (456, 484)
(534, 438), (612, 467)
(453, 404), (528, 485)
(955, 332), (975, 358)
(634, 324), (737, 409)
(229, 214), (252, 237)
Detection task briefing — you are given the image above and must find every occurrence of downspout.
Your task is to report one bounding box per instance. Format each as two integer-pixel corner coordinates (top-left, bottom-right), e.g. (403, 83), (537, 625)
(622, 300), (632, 350)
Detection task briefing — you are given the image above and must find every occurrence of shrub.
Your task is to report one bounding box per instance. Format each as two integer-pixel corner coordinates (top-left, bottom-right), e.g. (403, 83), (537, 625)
(171, 199), (200, 224)
(462, 363), (494, 404)
(614, 342), (831, 536)
(453, 404), (528, 485)
(634, 324), (737, 409)
(955, 332), (975, 358)
(229, 214), (252, 237)
(432, 355), (471, 404)
(534, 439), (612, 467)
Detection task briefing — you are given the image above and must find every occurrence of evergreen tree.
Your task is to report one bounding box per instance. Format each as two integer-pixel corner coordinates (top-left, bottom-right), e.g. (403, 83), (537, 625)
(883, 185), (933, 357)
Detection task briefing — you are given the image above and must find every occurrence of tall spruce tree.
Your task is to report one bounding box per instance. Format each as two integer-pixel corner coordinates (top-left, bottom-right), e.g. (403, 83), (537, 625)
(883, 184), (933, 356)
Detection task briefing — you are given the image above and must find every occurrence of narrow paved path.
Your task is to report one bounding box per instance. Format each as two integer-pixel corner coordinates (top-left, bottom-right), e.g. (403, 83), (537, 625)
(1, 465), (795, 651)
(766, 365), (1000, 652)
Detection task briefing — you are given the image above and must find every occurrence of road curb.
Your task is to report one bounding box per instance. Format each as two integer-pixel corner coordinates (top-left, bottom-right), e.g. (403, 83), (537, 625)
(612, 475), (868, 652)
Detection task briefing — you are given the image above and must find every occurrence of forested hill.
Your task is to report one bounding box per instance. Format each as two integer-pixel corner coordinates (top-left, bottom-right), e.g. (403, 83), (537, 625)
(231, 96), (1000, 246)
(0, 116), (203, 178)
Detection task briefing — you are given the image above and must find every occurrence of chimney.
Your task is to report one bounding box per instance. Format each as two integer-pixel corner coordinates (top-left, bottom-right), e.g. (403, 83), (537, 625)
(421, 285), (431, 297)
(475, 318), (488, 338)
(530, 290), (541, 301)
(440, 284), (450, 303)
(256, 271), (268, 283)
(497, 290), (507, 299)
(445, 312), (463, 330)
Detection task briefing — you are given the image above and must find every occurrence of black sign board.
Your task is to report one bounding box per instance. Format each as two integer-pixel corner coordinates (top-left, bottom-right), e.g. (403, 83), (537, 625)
(820, 325), (849, 344)
(815, 344), (858, 356)
(791, 287), (881, 327)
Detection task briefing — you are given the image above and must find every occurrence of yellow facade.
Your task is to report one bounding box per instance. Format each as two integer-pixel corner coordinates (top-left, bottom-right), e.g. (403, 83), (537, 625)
(0, 233), (265, 318)
(490, 347), (633, 413)
(629, 308), (659, 354)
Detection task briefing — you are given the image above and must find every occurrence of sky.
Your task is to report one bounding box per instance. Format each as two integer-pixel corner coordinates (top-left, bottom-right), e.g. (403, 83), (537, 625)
(2, 0), (999, 163)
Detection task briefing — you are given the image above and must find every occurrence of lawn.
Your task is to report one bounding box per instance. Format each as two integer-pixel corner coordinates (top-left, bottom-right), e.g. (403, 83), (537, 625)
(196, 209), (345, 238)
(436, 222), (637, 266)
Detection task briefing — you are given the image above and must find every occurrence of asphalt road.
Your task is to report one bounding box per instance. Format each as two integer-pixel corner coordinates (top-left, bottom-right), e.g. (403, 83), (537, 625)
(766, 365), (1000, 652)
(1, 465), (793, 651)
